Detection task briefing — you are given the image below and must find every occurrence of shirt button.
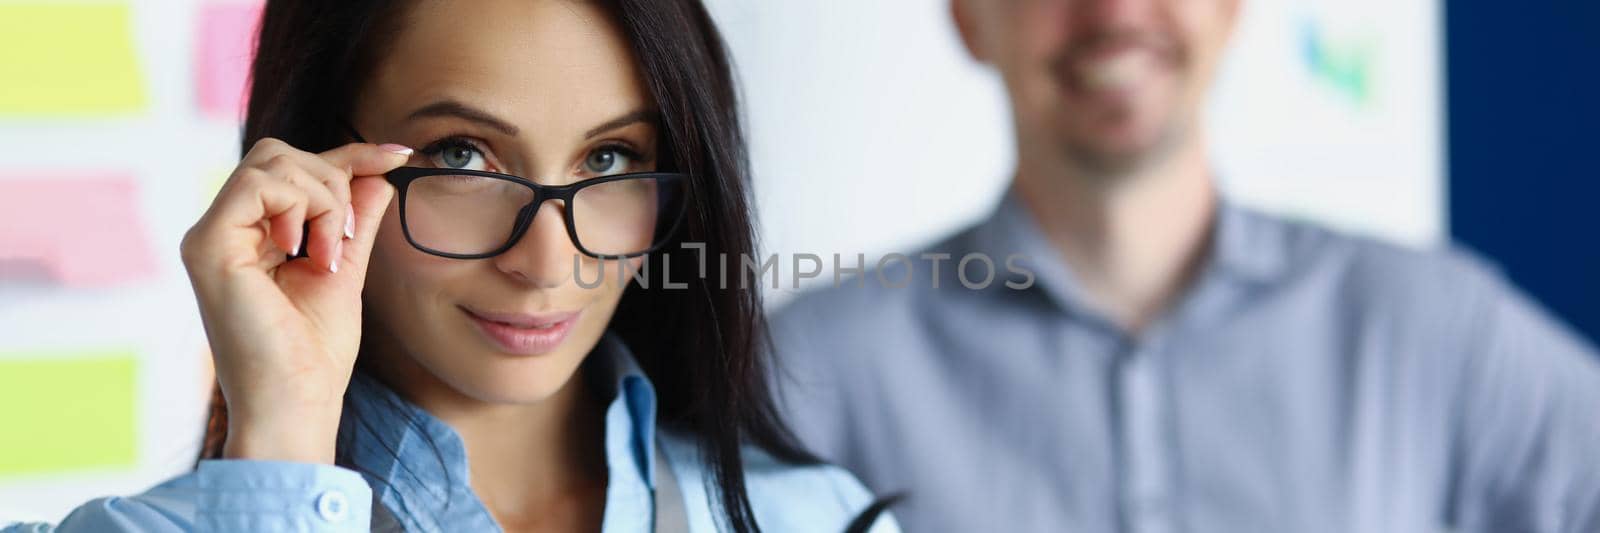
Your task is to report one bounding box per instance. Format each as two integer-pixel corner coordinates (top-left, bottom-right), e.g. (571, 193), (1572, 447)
(316, 490), (350, 522)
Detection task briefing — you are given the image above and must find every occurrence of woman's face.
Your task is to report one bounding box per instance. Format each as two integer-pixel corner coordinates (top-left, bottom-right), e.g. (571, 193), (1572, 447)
(355, 0), (655, 405)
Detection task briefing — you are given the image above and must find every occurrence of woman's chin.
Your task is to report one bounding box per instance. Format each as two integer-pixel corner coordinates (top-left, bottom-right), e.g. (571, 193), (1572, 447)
(431, 353), (583, 406)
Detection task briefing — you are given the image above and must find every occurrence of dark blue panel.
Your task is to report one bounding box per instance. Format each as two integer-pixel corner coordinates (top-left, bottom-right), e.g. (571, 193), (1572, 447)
(1448, 0), (1600, 345)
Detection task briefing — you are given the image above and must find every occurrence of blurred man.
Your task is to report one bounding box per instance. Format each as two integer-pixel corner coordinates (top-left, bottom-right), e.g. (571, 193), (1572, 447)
(770, 0), (1600, 531)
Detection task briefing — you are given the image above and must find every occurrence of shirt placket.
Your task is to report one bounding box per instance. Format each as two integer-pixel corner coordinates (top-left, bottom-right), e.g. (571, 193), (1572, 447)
(1117, 334), (1176, 533)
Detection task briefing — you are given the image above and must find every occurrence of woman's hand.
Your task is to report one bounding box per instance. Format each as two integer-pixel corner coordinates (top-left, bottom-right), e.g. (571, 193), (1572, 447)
(180, 137), (412, 463)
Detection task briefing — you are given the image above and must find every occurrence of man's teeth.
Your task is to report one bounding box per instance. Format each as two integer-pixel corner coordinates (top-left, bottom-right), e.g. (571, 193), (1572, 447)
(1079, 52), (1152, 91)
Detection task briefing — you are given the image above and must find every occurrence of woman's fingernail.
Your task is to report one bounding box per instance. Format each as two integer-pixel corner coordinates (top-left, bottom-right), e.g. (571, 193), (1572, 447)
(330, 241), (343, 273)
(294, 236), (304, 257)
(379, 143), (413, 156)
(344, 205), (355, 239)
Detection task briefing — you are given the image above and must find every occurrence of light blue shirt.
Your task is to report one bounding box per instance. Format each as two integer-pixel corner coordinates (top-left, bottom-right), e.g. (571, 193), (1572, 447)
(772, 192), (1600, 533)
(4, 335), (897, 532)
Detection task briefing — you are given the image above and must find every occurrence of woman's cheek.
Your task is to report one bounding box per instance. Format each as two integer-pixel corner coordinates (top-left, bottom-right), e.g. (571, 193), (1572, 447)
(574, 255), (645, 294)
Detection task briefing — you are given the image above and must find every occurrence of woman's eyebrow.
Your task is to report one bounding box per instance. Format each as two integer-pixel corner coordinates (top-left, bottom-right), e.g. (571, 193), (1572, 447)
(406, 100), (520, 136)
(585, 109), (658, 139)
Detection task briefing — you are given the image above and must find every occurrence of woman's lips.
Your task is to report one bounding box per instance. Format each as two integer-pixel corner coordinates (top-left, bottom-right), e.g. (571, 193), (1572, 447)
(461, 306), (580, 356)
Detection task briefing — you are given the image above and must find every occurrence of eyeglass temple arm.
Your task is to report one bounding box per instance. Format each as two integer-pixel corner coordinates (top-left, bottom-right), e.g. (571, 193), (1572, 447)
(340, 120), (369, 144)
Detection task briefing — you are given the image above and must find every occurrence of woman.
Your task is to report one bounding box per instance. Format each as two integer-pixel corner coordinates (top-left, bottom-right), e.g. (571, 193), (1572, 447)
(4, 0), (896, 532)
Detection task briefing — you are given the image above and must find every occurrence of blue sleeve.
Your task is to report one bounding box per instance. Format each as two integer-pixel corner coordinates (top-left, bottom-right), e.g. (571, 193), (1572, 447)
(1452, 274), (1600, 533)
(820, 466), (903, 533)
(1, 460), (372, 533)
(739, 456), (903, 532)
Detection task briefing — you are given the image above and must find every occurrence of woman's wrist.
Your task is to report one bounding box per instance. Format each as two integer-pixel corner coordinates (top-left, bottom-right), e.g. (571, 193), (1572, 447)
(222, 409), (343, 464)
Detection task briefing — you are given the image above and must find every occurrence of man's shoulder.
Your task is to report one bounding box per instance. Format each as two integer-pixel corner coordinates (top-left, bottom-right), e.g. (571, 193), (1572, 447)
(767, 226), (989, 384)
(1240, 207), (1509, 303)
(770, 225), (982, 341)
(1246, 208), (1595, 352)
(769, 275), (921, 335)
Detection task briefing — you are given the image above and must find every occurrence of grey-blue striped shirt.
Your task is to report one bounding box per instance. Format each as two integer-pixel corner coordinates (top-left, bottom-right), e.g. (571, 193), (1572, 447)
(771, 192), (1600, 533)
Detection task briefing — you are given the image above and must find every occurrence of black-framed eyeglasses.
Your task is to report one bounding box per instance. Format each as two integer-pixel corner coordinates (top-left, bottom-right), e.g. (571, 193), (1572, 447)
(345, 123), (688, 260)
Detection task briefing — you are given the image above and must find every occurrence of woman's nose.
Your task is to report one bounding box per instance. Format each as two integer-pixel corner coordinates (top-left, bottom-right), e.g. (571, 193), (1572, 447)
(490, 200), (577, 288)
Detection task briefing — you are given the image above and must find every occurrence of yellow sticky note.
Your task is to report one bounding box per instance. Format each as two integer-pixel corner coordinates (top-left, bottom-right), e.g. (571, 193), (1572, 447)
(202, 166), (232, 210)
(0, 351), (138, 476)
(0, 4), (146, 115)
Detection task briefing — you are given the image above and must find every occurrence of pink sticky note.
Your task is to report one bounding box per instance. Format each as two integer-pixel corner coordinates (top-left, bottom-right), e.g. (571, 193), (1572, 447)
(0, 175), (158, 286)
(195, 2), (264, 121)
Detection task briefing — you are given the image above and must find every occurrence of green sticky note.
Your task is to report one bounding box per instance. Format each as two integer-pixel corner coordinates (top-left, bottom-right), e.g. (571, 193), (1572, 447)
(0, 3), (146, 115)
(0, 351), (138, 476)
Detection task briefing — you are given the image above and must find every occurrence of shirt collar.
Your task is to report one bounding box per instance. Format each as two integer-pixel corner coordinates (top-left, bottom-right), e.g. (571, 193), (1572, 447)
(337, 332), (660, 529)
(966, 187), (1294, 318)
(1208, 196), (1295, 283)
(584, 333), (661, 491)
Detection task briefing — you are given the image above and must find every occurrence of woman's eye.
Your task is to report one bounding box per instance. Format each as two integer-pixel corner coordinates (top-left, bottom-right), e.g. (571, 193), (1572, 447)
(583, 146), (635, 176)
(423, 139), (489, 171)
